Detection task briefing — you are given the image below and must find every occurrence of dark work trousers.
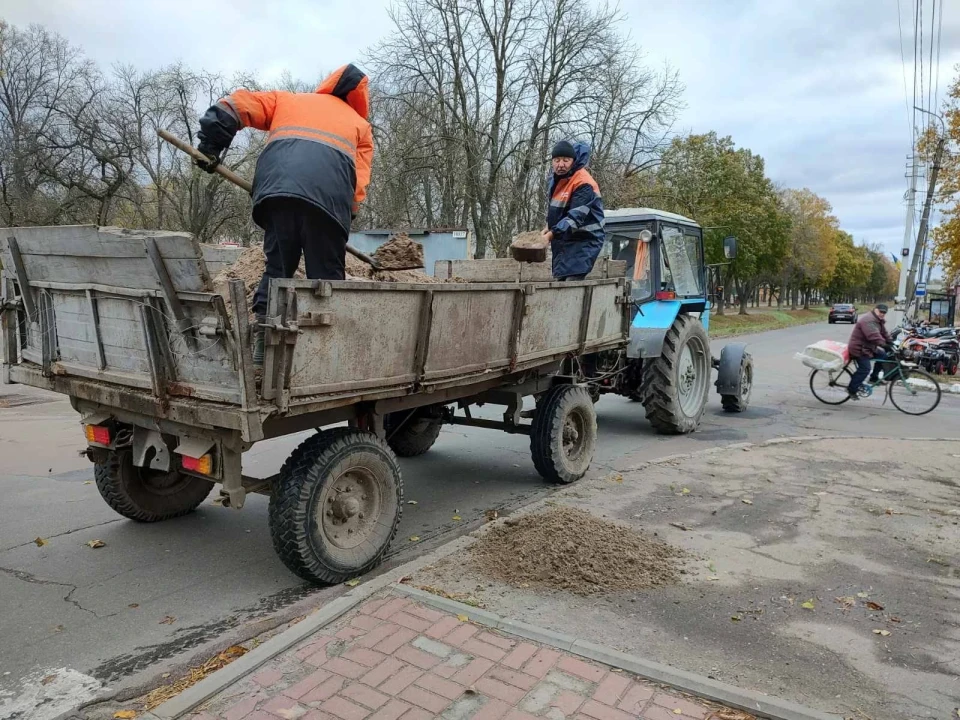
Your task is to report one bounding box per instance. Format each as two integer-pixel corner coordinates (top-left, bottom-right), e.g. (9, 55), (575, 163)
(848, 348), (889, 394)
(252, 196), (347, 317)
(558, 274), (587, 281)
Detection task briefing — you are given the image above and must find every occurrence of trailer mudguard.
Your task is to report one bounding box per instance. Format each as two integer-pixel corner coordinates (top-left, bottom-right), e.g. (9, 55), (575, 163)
(627, 300), (681, 359)
(715, 343), (748, 395)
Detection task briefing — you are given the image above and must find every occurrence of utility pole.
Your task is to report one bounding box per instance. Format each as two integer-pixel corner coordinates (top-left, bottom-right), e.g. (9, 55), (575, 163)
(905, 134), (946, 317)
(896, 159), (918, 304)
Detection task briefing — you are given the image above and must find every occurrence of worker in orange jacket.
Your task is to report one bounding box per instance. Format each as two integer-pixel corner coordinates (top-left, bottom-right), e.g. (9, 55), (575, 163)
(196, 64), (374, 363)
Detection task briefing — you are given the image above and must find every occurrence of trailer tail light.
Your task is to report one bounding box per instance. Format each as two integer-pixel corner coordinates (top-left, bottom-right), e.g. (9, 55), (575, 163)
(655, 291), (677, 300)
(84, 424), (111, 446)
(182, 454), (213, 476)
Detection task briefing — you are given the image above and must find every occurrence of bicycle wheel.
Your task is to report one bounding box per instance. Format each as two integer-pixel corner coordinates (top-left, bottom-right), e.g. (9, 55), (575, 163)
(887, 368), (941, 416)
(809, 367), (854, 405)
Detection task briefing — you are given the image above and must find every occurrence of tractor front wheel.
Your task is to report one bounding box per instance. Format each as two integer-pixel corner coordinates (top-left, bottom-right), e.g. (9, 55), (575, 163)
(640, 315), (711, 434)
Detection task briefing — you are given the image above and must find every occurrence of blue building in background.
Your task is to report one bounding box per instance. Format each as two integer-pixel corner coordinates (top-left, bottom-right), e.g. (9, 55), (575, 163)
(347, 228), (471, 276)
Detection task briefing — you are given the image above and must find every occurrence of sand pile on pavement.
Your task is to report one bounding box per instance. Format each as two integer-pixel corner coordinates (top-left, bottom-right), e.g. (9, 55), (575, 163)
(469, 506), (687, 596)
(372, 232), (425, 269)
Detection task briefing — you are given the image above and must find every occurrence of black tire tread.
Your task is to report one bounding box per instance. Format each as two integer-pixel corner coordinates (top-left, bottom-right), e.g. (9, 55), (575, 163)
(268, 428), (402, 585)
(720, 353), (753, 413)
(640, 315), (710, 434)
(94, 451), (213, 523)
(888, 369), (942, 416)
(530, 385), (597, 484)
(385, 411), (442, 457)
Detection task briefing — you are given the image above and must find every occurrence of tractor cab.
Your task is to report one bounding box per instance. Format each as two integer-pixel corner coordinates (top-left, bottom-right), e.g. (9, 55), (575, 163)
(603, 207), (707, 315)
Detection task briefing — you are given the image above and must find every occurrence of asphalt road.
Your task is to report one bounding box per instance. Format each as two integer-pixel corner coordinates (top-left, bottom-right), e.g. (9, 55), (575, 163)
(1, 317), (958, 718)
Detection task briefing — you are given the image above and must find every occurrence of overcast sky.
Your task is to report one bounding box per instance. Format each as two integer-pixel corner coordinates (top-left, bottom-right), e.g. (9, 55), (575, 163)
(5, 0), (959, 258)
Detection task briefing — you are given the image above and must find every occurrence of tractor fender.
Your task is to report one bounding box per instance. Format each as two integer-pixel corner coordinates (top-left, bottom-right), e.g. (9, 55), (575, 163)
(715, 343), (748, 395)
(627, 300), (681, 359)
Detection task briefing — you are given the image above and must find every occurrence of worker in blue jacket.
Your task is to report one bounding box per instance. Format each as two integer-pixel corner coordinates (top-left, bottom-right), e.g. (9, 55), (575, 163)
(541, 141), (605, 280)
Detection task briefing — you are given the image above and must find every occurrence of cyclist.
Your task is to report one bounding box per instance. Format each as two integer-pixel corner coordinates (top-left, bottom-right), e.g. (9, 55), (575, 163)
(847, 303), (893, 399)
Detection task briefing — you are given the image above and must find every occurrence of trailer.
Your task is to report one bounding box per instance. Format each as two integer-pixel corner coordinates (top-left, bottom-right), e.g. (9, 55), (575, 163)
(0, 225), (628, 585)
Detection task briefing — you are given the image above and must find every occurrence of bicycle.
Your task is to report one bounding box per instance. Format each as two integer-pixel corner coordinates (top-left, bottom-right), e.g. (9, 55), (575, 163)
(808, 348), (942, 415)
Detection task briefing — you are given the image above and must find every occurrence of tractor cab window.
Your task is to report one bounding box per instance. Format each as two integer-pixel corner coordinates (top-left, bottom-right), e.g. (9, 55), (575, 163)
(607, 226), (653, 301)
(659, 225), (703, 297)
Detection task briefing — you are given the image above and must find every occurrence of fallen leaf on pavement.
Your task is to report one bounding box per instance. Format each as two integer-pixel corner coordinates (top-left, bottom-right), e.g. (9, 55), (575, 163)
(731, 615), (742, 622)
(884, 508), (903, 515)
(457, 614), (469, 622)
(53, 625), (64, 633)
(673, 710), (683, 716)
(835, 596), (855, 609)
(709, 576), (720, 581)
(159, 615), (176, 625)
(86, 539), (106, 549)
(113, 712), (137, 719)
(83, 481), (93, 485)
(452, 515), (462, 521)
(801, 600), (816, 610)
(41, 674), (56, 685)
(927, 557), (951, 567)
(34, 537), (48, 547)
(484, 509), (499, 522)
(409, 536), (420, 542)
(681, 487), (691, 495)
(741, 499), (753, 505)
(161, 673), (170, 679)
(889, 616), (902, 623)
(128, 603), (139, 609)
(865, 601), (884, 611)
(856, 592), (869, 598)
(669, 522), (691, 531)
(610, 473), (623, 484)
(873, 629), (891, 637)
(709, 710), (756, 720)
(345, 578), (360, 587)
(407, 500), (418, 505)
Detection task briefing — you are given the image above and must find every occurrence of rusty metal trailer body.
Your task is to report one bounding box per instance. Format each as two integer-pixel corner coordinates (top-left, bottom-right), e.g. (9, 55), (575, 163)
(0, 225), (627, 583)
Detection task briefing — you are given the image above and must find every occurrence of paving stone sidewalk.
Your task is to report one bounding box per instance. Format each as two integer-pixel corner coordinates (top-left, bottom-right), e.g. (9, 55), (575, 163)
(186, 591), (729, 720)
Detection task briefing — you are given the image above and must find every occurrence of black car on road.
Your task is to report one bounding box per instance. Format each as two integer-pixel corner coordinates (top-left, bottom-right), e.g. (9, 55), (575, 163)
(828, 303), (858, 324)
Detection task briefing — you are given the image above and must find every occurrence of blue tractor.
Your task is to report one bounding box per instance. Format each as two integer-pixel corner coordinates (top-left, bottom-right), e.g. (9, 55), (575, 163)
(575, 208), (753, 433)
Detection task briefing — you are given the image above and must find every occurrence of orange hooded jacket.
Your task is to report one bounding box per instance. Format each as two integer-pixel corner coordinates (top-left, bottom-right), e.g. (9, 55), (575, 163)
(198, 64), (373, 233)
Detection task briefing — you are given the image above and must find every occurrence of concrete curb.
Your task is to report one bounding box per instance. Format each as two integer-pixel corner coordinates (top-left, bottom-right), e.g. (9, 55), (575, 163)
(393, 585), (841, 720)
(140, 528), (482, 720)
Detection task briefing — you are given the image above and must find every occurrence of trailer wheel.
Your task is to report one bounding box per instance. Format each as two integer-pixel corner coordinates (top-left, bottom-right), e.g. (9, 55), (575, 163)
(269, 428), (402, 585)
(721, 352), (753, 413)
(385, 408), (443, 457)
(640, 315), (710, 434)
(531, 385), (597, 484)
(94, 450), (213, 522)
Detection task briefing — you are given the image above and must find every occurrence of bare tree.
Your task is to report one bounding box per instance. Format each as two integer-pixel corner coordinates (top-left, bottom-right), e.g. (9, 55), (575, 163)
(0, 21), (90, 226)
(366, 0), (681, 256)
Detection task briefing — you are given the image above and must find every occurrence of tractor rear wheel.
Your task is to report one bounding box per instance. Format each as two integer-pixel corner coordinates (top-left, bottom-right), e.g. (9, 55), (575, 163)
(640, 315), (711, 434)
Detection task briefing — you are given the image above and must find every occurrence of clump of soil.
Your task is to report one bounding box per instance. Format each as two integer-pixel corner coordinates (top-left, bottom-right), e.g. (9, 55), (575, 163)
(210, 243), (447, 318)
(510, 230), (549, 263)
(469, 506), (688, 596)
(372, 232), (425, 270)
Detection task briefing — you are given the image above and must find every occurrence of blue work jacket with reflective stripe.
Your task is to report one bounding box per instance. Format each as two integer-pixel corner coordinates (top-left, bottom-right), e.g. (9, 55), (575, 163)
(546, 143), (605, 279)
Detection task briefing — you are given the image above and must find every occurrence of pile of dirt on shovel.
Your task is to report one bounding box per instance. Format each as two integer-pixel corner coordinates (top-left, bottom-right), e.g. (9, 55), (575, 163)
(511, 230), (548, 249)
(468, 506), (688, 596)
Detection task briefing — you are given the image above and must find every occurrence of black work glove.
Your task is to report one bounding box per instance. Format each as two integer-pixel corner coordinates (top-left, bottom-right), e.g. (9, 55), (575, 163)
(195, 143), (223, 173)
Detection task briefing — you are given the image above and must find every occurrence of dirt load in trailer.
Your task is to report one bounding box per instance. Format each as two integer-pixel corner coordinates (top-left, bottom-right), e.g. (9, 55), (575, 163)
(0, 225), (627, 584)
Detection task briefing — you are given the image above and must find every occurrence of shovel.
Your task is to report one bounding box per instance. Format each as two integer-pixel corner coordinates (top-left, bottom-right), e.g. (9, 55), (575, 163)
(157, 130), (389, 271)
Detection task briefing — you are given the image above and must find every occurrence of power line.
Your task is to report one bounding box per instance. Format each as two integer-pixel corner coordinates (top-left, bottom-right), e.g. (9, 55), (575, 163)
(912, 0), (920, 150)
(934, 0), (944, 113)
(928, 0), (935, 117)
(897, 0), (913, 137)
